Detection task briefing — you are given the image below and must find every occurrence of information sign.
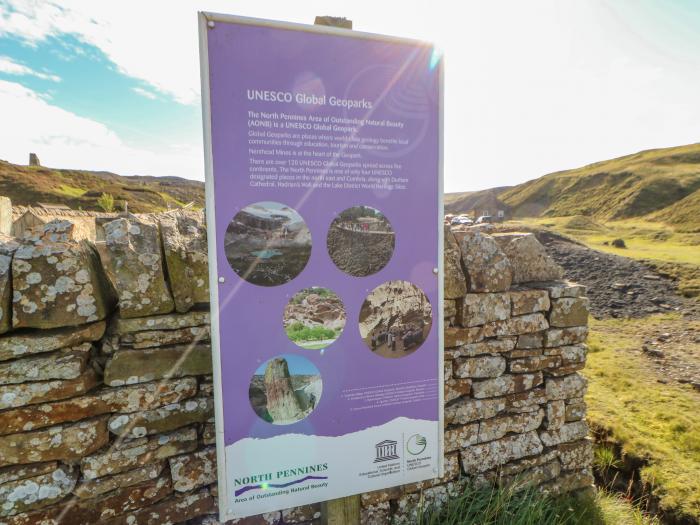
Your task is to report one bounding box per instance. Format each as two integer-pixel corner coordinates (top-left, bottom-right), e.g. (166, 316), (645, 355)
(199, 13), (443, 519)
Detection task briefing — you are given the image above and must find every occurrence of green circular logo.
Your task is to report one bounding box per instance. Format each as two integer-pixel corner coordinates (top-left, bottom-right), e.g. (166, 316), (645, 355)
(407, 434), (427, 455)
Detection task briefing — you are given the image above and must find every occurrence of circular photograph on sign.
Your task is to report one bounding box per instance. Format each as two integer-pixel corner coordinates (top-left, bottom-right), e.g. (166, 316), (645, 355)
(359, 280), (432, 359)
(283, 287), (346, 350)
(326, 206), (395, 277)
(248, 354), (322, 425)
(225, 201), (312, 286)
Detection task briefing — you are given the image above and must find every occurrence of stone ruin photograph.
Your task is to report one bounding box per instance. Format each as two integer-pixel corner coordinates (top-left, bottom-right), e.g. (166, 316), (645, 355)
(248, 355), (323, 425)
(326, 205), (395, 277)
(283, 287), (346, 350)
(359, 280), (433, 359)
(225, 201), (312, 286)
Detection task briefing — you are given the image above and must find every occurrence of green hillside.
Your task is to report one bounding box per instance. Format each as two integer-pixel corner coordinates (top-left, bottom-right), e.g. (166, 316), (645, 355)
(499, 143), (700, 226)
(444, 187), (511, 215)
(0, 160), (204, 213)
(649, 187), (700, 232)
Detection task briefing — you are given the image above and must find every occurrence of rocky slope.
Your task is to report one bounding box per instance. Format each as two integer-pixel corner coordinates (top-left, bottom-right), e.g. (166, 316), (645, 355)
(284, 288), (345, 331)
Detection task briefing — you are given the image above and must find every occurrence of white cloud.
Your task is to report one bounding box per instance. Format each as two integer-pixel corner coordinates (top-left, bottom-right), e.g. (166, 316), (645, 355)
(0, 0), (201, 104)
(0, 55), (60, 81)
(131, 86), (157, 100)
(0, 79), (201, 178)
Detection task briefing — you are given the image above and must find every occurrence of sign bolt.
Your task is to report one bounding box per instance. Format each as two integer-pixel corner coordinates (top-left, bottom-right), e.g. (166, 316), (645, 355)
(433, 267), (439, 275)
(218, 276), (225, 283)
(208, 20), (215, 29)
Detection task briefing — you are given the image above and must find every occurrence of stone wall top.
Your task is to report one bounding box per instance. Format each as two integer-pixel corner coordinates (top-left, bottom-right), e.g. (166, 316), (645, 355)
(0, 210), (209, 331)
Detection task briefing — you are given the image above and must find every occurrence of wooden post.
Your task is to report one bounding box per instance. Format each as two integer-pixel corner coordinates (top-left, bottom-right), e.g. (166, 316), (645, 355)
(321, 496), (361, 525)
(314, 16), (352, 29)
(316, 16), (359, 524)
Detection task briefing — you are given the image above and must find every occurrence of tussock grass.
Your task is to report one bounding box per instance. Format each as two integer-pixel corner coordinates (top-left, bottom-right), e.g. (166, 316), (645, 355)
(414, 482), (657, 525)
(594, 445), (622, 477)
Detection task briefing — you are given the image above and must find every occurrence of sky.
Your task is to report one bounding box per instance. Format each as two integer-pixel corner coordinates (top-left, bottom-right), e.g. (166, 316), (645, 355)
(0, 0), (699, 192)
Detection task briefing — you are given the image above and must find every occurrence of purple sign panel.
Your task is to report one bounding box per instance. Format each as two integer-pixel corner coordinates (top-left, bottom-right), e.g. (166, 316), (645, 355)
(199, 13), (443, 520)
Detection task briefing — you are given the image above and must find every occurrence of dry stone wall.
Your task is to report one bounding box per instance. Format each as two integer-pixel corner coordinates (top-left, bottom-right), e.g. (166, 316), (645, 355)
(326, 226), (395, 277)
(0, 212), (592, 525)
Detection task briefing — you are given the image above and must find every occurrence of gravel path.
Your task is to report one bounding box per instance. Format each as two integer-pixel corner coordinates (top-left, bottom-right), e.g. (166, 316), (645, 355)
(535, 231), (695, 319)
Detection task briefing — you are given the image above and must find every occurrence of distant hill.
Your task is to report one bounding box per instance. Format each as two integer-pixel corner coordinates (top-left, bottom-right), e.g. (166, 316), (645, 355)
(0, 160), (205, 213)
(444, 187), (511, 215)
(446, 144), (700, 232)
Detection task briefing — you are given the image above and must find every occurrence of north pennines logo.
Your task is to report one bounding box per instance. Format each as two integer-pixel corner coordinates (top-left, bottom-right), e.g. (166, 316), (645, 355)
(406, 434), (427, 455)
(233, 463), (328, 497)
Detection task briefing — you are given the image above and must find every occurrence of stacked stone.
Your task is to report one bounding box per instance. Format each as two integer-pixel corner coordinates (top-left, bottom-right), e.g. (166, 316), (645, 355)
(0, 213), (222, 525)
(360, 229), (594, 524)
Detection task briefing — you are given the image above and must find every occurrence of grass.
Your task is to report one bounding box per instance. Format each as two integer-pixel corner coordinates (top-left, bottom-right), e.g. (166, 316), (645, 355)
(56, 184), (86, 197)
(285, 322), (337, 344)
(414, 482), (658, 525)
(651, 187), (700, 232)
(576, 225), (699, 267)
(593, 445), (622, 478)
(593, 491), (661, 525)
(644, 260), (700, 298)
(583, 315), (700, 520)
(515, 216), (699, 264)
(157, 191), (188, 209)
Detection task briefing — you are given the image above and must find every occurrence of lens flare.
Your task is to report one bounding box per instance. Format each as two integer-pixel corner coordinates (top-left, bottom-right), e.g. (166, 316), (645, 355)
(429, 47), (442, 70)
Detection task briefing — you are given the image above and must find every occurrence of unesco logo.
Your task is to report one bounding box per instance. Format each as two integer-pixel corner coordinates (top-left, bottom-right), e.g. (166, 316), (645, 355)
(374, 440), (400, 463)
(406, 434), (427, 456)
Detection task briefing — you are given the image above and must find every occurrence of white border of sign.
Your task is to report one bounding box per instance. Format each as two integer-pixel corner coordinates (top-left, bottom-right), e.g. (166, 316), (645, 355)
(198, 12), (444, 521)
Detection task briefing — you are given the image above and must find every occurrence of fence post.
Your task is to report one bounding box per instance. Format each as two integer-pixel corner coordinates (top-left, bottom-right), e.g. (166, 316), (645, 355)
(321, 495), (361, 525)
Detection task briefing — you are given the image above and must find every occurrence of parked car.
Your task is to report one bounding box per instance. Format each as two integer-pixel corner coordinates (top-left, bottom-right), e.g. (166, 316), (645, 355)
(451, 216), (473, 225)
(475, 215), (493, 224)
